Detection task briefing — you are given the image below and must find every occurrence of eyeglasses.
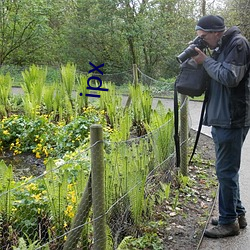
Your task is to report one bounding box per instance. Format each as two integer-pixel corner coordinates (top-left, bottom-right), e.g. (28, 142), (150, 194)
(198, 32), (214, 40)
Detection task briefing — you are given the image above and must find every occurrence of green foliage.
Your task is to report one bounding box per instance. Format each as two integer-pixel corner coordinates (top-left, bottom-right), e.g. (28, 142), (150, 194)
(129, 84), (153, 127)
(0, 0), (229, 79)
(105, 135), (153, 228)
(0, 161), (14, 222)
(145, 100), (175, 163)
(43, 85), (56, 113)
(0, 109), (102, 157)
(61, 63), (76, 101)
(21, 65), (47, 118)
(0, 77), (179, 248)
(13, 235), (46, 250)
(12, 177), (48, 240)
(0, 73), (12, 117)
(100, 81), (123, 128)
(117, 233), (163, 250)
(158, 182), (171, 203)
(43, 159), (68, 229)
(76, 74), (89, 110)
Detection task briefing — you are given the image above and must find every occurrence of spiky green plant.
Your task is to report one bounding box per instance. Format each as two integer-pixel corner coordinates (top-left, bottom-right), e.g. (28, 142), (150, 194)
(0, 161), (14, 222)
(145, 100), (174, 163)
(100, 82), (122, 128)
(0, 73), (12, 116)
(52, 82), (72, 122)
(129, 84), (153, 135)
(105, 137), (153, 226)
(21, 65), (47, 118)
(61, 63), (76, 103)
(43, 84), (55, 114)
(43, 159), (68, 230)
(76, 74), (89, 113)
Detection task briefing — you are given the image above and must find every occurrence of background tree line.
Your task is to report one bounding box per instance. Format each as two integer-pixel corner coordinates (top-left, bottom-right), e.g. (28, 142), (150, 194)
(0, 0), (249, 83)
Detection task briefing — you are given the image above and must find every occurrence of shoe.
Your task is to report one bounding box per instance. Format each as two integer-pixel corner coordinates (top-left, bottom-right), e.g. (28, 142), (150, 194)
(211, 214), (247, 229)
(204, 222), (240, 238)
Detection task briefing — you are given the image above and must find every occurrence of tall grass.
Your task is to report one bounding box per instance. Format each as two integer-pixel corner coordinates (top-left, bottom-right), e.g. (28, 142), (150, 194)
(129, 84), (153, 135)
(0, 73), (12, 116)
(100, 82), (122, 128)
(145, 100), (175, 164)
(0, 161), (14, 222)
(21, 65), (47, 118)
(61, 63), (76, 103)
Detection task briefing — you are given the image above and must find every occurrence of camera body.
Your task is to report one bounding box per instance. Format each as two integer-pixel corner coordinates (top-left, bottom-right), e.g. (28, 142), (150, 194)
(176, 36), (208, 63)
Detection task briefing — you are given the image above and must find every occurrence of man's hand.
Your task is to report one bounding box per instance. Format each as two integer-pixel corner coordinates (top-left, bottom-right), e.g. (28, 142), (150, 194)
(192, 47), (207, 64)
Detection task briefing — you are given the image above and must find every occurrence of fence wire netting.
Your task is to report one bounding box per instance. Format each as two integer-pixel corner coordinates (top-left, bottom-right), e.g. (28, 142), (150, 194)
(0, 66), (191, 249)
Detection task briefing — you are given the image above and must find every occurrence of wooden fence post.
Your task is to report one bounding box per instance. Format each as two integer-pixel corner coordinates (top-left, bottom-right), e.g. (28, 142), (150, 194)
(133, 64), (138, 86)
(91, 124), (106, 250)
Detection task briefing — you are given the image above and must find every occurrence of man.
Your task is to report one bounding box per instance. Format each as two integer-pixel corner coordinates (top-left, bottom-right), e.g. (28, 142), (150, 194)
(192, 15), (250, 238)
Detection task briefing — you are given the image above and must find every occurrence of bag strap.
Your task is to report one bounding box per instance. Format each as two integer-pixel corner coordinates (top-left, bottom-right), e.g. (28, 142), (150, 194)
(174, 80), (208, 168)
(188, 91), (208, 164)
(174, 80), (180, 168)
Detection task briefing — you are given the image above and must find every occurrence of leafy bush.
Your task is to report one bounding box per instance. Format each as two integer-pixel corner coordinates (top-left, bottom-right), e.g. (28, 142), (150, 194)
(0, 106), (103, 158)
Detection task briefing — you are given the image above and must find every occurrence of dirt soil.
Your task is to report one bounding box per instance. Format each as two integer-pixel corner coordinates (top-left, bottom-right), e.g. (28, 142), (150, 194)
(158, 130), (217, 250)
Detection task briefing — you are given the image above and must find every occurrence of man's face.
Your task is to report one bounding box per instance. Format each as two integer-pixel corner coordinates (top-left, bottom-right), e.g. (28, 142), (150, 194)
(196, 30), (222, 49)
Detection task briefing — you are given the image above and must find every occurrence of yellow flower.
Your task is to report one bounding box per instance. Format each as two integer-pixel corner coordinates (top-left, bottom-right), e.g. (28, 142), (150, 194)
(36, 152), (41, 159)
(32, 193), (42, 201)
(26, 183), (37, 191)
(65, 205), (74, 218)
(71, 195), (76, 204)
(3, 130), (9, 135)
(12, 207), (17, 212)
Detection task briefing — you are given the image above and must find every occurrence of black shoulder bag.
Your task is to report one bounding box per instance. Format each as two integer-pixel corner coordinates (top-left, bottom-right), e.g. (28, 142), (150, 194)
(175, 58), (208, 97)
(174, 58), (210, 168)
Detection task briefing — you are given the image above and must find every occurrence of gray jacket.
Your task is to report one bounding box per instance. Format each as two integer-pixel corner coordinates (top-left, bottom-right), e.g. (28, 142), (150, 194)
(203, 26), (250, 128)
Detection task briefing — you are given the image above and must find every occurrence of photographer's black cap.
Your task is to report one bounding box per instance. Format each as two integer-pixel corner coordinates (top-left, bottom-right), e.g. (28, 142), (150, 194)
(195, 15), (225, 32)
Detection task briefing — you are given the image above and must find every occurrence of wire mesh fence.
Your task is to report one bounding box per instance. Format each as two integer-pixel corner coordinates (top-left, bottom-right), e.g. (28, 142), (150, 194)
(0, 64), (191, 249)
(0, 111), (191, 249)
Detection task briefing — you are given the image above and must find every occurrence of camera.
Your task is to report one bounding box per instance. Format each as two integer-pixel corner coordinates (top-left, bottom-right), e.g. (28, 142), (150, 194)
(176, 36), (208, 64)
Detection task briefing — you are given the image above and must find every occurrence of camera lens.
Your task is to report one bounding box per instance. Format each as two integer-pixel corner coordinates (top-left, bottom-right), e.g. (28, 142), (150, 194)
(176, 45), (198, 63)
(176, 36), (208, 63)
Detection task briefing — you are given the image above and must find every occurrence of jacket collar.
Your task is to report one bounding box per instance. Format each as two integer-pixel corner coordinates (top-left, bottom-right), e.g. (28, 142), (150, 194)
(212, 26), (241, 58)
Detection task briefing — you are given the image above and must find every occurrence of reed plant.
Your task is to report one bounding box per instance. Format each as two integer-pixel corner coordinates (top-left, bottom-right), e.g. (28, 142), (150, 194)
(0, 73), (12, 117)
(100, 82), (122, 128)
(52, 82), (73, 122)
(43, 159), (68, 228)
(145, 100), (174, 164)
(76, 74), (89, 113)
(0, 161), (14, 222)
(112, 109), (132, 141)
(43, 84), (55, 114)
(105, 137), (153, 227)
(129, 84), (153, 135)
(21, 65), (47, 118)
(43, 158), (89, 235)
(61, 63), (76, 104)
